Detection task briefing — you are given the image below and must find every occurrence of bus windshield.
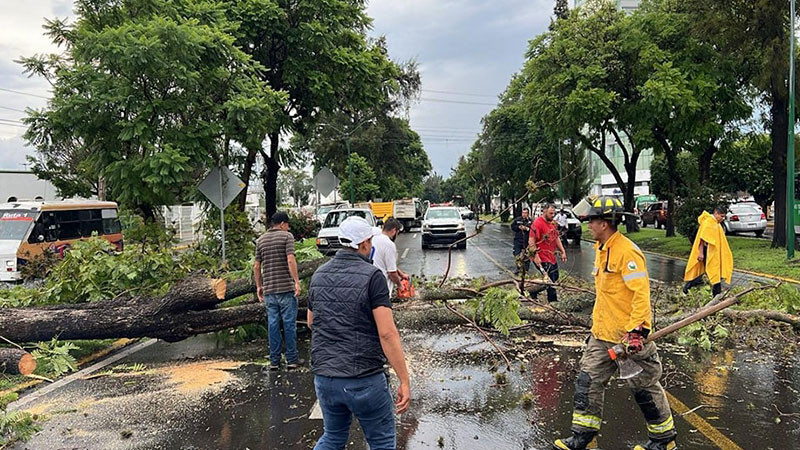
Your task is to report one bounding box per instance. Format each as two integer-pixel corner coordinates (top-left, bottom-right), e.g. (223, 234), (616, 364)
(0, 210), (36, 241)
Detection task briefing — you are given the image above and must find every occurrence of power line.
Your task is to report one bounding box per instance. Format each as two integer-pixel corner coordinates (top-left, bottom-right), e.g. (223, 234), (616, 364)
(0, 87), (50, 100)
(419, 97), (497, 106)
(0, 105), (26, 113)
(0, 121), (26, 129)
(0, 118), (24, 125)
(421, 89), (498, 98)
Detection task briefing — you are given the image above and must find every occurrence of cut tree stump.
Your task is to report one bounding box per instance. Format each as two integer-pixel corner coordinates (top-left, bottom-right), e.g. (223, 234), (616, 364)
(0, 348), (36, 375)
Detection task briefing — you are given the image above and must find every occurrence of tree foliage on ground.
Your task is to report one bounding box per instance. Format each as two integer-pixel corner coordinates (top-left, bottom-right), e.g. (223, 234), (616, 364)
(225, 1), (408, 216)
(20, 0), (284, 218)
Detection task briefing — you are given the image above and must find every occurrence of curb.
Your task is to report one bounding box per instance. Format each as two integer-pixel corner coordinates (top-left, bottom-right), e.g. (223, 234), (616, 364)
(579, 238), (800, 285)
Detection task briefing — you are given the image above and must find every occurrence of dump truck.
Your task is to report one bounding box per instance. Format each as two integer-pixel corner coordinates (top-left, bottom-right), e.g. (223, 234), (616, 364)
(393, 198), (425, 232)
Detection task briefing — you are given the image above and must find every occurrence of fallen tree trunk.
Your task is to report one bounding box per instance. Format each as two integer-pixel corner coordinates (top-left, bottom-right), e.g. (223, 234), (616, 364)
(0, 348), (36, 375)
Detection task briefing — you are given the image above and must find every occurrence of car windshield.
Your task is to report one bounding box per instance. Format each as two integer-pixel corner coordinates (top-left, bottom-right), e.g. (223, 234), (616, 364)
(323, 210), (373, 228)
(316, 206), (335, 215)
(426, 208), (461, 220)
(0, 210), (36, 241)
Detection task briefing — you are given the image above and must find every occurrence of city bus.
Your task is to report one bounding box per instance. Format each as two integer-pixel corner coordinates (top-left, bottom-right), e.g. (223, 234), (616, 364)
(0, 200), (123, 282)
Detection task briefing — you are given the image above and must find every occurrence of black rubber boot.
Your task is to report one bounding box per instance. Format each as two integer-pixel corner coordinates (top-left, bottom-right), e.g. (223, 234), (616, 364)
(633, 438), (677, 450)
(553, 432), (599, 449)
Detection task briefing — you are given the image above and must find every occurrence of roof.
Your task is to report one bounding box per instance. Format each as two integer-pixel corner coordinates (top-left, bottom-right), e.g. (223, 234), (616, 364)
(0, 200), (119, 211)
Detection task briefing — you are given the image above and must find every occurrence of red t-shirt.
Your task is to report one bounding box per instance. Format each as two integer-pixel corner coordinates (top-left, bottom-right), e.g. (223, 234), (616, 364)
(530, 216), (558, 264)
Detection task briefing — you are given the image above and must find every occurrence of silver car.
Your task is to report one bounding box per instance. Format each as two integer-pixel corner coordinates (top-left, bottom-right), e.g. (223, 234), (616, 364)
(724, 204), (766, 236)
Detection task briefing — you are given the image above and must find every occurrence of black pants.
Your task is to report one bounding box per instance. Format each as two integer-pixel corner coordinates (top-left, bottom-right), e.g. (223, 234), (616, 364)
(513, 240), (530, 272)
(683, 245), (721, 296)
(539, 262), (559, 302)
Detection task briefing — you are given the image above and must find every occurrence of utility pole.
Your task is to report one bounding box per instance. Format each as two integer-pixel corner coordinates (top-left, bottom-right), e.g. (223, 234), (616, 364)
(347, 138), (354, 204)
(789, 0), (796, 259)
(558, 140), (565, 205)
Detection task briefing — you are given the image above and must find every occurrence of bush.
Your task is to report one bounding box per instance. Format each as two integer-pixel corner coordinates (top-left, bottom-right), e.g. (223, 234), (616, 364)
(674, 187), (724, 242)
(287, 210), (320, 241)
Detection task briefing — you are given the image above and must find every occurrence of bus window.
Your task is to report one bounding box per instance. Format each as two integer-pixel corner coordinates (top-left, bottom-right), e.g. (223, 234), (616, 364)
(0, 210), (36, 241)
(101, 209), (121, 234)
(78, 209), (103, 237)
(55, 210), (81, 240)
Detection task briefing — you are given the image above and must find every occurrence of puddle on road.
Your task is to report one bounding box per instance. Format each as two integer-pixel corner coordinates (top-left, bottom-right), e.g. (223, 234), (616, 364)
(13, 325), (800, 449)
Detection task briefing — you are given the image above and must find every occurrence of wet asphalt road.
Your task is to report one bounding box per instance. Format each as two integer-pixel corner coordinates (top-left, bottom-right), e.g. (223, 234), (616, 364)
(10, 221), (799, 450)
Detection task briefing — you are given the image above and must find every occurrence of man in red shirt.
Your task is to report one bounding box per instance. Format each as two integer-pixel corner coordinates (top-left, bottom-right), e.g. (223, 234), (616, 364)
(529, 204), (568, 302)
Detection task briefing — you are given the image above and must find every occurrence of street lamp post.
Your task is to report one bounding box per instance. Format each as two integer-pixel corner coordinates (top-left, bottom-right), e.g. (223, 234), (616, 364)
(789, 0), (796, 259)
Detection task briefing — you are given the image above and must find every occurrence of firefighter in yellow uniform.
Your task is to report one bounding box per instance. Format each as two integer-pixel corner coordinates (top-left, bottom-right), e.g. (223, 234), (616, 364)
(554, 196), (677, 450)
(683, 205), (733, 297)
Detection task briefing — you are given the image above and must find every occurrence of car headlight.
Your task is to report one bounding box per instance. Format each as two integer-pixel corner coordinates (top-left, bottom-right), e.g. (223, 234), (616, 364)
(317, 238), (328, 246)
(422, 224), (431, 231)
(457, 223), (465, 231)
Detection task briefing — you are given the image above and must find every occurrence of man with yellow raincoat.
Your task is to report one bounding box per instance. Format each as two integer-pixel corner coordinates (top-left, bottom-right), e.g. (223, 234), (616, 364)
(682, 206), (733, 297)
(554, 195), (677, 450)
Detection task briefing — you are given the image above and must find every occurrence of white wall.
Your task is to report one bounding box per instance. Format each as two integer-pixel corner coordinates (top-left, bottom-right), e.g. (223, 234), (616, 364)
(0, 171), (59, 202)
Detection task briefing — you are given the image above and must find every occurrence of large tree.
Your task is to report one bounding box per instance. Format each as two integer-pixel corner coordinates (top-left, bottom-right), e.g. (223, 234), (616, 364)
(21, 0), (283, 218)
(225, 0), (403, 216)
(710, 134), (775, 211)
(677, 0), (800, 248)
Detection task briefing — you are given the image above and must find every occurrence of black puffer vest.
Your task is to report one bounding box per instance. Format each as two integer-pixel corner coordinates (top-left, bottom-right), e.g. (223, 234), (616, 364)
(309, 250), (386, 378)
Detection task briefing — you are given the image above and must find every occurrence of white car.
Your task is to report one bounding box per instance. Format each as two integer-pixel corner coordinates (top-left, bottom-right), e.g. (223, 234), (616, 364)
(316, 208), (381, 255)
(314, 202), (349, 225)
(724, 203), (767, 236)
(421, 207), (467, 249)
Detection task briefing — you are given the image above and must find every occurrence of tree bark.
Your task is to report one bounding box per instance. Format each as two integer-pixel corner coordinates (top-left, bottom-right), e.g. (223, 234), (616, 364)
(264, 132), (281, 218)
(770, 83), (789, 249)
(0, 348), (36, 375)
(697, 141), (716, 184)
(237, 146), (258, 212)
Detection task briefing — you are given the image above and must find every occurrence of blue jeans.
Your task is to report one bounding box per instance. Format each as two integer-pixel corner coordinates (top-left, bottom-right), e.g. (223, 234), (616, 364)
(265, 292), (298, 365)
(313, 373), (396, 450)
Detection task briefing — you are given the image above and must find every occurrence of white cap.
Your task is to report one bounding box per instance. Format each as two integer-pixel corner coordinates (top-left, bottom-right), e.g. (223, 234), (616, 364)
(339, 216), (374, 249)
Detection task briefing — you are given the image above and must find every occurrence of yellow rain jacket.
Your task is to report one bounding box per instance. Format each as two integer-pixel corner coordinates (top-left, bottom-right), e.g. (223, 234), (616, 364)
(684, 211), (733, 285)
(591, 231), (652, 343)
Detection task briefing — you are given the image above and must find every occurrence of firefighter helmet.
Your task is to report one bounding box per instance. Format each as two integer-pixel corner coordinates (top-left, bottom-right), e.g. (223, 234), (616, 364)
(573, 195), (626, 222)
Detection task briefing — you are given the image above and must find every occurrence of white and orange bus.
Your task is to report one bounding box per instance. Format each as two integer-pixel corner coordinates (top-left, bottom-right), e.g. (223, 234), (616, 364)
(0, 200), (123, 282)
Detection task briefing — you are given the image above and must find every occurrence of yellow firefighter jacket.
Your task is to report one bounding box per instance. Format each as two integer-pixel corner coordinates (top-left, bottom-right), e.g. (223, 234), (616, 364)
(591, 231), (652, 343)
(684, 211), (733, 285)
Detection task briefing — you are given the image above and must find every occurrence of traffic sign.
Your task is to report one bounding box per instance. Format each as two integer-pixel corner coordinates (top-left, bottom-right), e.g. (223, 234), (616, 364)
(198, 166), (245, 210)
(312, 167), (339, 197)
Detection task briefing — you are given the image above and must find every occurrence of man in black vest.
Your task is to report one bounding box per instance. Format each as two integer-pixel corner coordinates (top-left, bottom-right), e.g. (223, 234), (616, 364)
(307, 216), (411, 450)
(511, 207), (532, 273)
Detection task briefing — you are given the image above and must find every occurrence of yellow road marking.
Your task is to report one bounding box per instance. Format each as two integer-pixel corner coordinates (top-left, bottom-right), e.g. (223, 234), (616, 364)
(666, 391), (743, 450)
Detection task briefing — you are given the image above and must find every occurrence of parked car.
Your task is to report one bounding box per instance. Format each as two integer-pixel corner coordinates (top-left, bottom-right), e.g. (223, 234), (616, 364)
(640, 201), (667, 228)
(421, 207), (467, 249)
(724, 203), (767, 236)
(316, 208), (381, 255)
(458, 207), (474, 220)
(314, 202), (349, 225)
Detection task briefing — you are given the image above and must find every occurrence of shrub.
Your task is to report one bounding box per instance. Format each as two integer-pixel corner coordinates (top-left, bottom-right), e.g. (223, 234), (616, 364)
(288, 210), (320, 241)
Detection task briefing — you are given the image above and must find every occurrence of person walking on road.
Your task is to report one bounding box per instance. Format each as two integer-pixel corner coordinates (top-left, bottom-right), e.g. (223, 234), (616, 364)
(308, 216), (411, 450)
(683, 205), (733, 298)
(371, 218), (409, 295)
(555, 208), (569, 247)
(254, 211), (303, 371)
(511, 208), (533, 273)
(554, 195), (676, 450)
(529, 204), (567, 302)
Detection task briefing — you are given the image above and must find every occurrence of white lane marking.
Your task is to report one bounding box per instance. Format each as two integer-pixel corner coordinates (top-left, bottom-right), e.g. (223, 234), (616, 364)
(309, 400), (323, 419)
(412, 234), (417, 239)
(493, 229), (502, 233)
(401, 248), (409, 259)
(9, 339), (158, 411)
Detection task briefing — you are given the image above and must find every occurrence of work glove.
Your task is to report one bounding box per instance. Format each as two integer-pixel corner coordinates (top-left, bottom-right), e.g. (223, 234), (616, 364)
(622, 325), (647, 354)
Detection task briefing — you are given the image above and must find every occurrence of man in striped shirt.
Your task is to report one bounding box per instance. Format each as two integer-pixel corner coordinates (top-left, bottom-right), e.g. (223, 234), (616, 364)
(255, 211), (302, 371)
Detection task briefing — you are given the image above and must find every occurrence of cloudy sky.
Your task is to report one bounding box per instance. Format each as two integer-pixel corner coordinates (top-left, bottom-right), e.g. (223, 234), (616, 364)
(0, 0), (556, 176)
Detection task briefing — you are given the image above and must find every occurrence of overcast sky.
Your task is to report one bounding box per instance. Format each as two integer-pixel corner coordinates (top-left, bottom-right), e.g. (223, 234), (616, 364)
(0, 0), (556, 176)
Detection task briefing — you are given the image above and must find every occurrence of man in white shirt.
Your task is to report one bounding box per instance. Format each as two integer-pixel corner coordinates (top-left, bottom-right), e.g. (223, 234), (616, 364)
(370, 218), (409, 294)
